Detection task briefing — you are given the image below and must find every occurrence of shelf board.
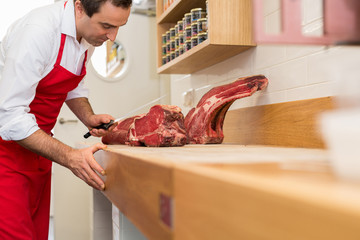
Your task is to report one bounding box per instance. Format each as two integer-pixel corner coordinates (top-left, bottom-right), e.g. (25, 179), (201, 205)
(157, 0), (206, 24)
(157, 39), (254, 74)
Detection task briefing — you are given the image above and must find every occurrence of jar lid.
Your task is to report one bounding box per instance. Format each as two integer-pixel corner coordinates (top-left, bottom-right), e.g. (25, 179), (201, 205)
(198, 32), (208, 36)
(185, 13), (191, 16)
(170, 40), (175, 43)
(191, 36), (198, 40)
(198, 18), (207, 21)
(166, 30), (170, 33)
(177, 20), (183, 24)
(185, 40), (191, 43)
(191, 8), (203, 12)
(185, 26), (192, 30)
(170, 27), (175, 30)
(191, 22), (198, 26)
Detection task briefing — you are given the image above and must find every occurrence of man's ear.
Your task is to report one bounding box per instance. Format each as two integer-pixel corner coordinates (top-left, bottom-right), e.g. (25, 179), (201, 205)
(74, 0), (86, 18)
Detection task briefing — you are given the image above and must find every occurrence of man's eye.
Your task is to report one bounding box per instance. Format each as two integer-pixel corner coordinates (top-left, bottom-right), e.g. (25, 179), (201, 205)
(102, 24), (111, 29)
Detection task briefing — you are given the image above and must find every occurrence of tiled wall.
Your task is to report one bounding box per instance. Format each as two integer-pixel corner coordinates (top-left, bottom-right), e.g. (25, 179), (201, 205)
(170, 0), (360, 115)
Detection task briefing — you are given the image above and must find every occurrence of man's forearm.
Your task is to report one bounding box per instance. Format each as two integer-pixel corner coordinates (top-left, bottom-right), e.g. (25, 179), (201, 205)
(66, 97), (94, 127)
(16, 129), (73, 166)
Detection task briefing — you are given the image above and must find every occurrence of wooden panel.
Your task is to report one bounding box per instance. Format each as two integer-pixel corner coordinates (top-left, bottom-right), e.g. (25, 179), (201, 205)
(209, 0), (254, 45)
(157, 40), (253, 74)
(223, 97), (335, 148)
(95, 150), (174, 240)
(174, 163), (360, 240)
(157, 0), (206, 24)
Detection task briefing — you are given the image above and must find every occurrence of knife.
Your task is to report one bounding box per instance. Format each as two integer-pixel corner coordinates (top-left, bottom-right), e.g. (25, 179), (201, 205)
(83, 117), (123, 139)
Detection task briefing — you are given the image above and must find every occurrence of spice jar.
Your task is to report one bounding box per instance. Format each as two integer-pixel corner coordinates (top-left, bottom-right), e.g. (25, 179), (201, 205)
(191, 8), (206, 23)
(175, 49), (179, 58)
(170, 40), (176, 52)
(179, 45), (184, 55)
(175, 37), (180, 49)
(179, 33), (185, 46)
(175, 24), (179, 36)
(197, 18), (208, 34)
(184, 13), (192, 28)
(170, 28), (176, 40)
(166, 31), (171, 43)
(191, 22), (198, 37)
(166, 42), (170, 53)
(177, 20), (184, 34)
(197, 32), (208, 44)
(162, 44), (167, 56)
(170, 51), (176, 60)
(191, 36), (198, 48)
(162, 34), (167, 45)
(166, 54), (170, 63)
(185, 26), (192, 40)
(162, 56), (167, 65)
(185, 40), (192, 51)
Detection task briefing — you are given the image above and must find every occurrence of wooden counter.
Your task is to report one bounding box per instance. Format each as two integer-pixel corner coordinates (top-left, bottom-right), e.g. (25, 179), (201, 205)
(94, 144), (360, 240)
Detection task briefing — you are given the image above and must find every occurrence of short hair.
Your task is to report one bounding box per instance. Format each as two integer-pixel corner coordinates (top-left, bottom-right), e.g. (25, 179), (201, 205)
(78, 0), (132, 17)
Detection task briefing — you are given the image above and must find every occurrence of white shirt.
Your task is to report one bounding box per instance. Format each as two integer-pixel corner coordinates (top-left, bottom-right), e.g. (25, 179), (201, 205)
(0, 0), (94, 141)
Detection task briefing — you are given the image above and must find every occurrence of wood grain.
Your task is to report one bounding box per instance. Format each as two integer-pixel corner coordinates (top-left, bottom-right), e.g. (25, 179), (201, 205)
(223, 97), (335, 148)
(174, 162), (360, 240)
(95, 150), (174, 240)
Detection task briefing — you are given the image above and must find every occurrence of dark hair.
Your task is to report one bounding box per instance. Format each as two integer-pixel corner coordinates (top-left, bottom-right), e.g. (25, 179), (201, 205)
(78, 0), (132, 17)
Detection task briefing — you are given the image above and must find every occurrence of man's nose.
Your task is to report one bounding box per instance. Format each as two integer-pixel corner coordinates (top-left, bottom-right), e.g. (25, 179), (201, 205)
(106, 28), (119, 41)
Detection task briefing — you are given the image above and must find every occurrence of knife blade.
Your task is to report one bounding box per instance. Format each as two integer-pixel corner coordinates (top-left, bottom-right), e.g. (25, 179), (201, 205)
(83, 117), (124, 139)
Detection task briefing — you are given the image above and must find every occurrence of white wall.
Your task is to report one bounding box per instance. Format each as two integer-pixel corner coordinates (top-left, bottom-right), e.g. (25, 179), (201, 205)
(170, 0), (360, 115)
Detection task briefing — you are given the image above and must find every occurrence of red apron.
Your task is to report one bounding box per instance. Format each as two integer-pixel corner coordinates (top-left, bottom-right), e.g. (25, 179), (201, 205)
(0, 32), (88, 240)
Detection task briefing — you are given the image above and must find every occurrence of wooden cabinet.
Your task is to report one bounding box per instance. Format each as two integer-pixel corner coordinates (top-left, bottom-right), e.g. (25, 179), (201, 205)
(156, 0), (256, 74)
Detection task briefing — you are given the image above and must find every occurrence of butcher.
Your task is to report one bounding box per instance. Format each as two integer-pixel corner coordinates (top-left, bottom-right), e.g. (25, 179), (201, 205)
(0, 0), (131, 239)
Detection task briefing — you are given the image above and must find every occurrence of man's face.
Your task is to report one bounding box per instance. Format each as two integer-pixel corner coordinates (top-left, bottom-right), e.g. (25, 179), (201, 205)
(75, 1), (131, 46)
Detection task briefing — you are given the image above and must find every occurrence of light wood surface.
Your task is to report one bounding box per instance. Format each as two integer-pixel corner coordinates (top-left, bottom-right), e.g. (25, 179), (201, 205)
(156, 0), (255, 73)
(223, 97), (335, 148)
(94, 144), (360, 240)
(157, 40), (253, 74)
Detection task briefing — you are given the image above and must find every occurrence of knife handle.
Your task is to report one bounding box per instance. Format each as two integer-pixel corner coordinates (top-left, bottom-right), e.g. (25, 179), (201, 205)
(83, 120), (114, 139)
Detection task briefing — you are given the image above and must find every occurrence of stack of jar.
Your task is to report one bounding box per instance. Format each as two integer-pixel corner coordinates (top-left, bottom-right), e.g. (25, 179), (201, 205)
(161, 7), (208, 65)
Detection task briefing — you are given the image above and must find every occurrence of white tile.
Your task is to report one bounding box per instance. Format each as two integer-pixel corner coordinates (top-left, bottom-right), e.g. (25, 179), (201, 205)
(302, 18), (323, 37)
(253, 45), (287, 70)
(308, 46), (360, 85)
(226, 48), (254, 80)
(265, 10), (281, 35)
(112, 204), (120, 228)
(206, 59), (231, 84)
(267, 57), (307, 92)
(113, 222), (120, 240)
(286, 45), (325, 61)
(302, 0), (323, 25)
(263, 0), (280, 15)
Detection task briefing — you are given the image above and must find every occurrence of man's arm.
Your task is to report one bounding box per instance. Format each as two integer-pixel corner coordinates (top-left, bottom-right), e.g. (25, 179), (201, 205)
(16, 129), (106, 190)
(66, 97), (116, 137)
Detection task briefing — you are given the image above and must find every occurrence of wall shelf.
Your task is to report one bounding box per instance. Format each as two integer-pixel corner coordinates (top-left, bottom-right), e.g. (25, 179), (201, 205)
(156, 0), (256, 74)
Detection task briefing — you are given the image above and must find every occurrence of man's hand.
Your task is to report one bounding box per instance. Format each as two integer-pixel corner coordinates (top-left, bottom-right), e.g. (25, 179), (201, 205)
(87, 114), (118, 137)
(17, 130), (107, 191)
(66, 143), (107, 190)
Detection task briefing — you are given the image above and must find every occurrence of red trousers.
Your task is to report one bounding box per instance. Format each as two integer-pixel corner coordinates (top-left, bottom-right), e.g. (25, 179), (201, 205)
(0, 139), (52, 240)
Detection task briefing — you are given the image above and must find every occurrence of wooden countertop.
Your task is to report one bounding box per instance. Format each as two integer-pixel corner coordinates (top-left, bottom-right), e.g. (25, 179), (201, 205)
(94, 144), (360, 240)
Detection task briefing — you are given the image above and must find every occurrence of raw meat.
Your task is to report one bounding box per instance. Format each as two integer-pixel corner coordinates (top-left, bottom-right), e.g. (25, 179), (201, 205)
(102, 105), (187, 147)
(184, 75), (268, 144)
